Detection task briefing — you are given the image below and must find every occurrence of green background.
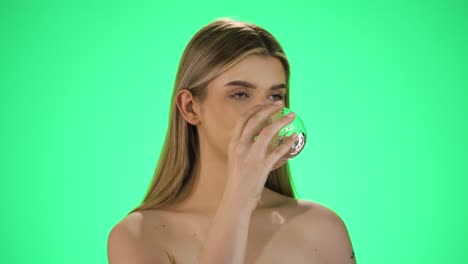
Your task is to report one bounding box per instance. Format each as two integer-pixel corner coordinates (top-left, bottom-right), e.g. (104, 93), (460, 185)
(1, 0), (466, 263)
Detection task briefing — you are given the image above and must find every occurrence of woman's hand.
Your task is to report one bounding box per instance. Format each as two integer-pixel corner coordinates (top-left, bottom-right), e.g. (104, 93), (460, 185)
(223, 101), (297, 211)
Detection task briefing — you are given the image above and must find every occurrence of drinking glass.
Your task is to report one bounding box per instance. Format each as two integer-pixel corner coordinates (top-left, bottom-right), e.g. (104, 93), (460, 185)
(254, 107), (307, 167)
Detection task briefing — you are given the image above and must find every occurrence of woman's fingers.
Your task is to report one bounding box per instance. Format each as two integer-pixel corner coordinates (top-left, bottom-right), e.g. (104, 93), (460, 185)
(230, 102), (282, 148)
(229, 104), (266, 148)
(265, 132), (298, 167)
(239, 103), (284, 146)
(253, 112), (295, 153)
(224, 101), (294, 205)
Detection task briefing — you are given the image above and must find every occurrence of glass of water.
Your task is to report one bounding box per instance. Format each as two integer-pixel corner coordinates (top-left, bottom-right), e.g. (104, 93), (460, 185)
(254, 107), (307, 166)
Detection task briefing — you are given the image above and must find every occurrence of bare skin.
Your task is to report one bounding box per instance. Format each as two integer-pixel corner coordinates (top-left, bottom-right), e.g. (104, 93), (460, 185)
(108, 55), (356, 263)
(172, 54), (293, 213)
(112, 192), (356, 264)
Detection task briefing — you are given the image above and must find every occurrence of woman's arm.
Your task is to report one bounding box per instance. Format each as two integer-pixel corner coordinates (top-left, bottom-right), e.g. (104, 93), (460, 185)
(301, 202), (357, 264)
(320, 210), (356, 264)
(197, 102), (295, 263)
(197, 193), (255, 264)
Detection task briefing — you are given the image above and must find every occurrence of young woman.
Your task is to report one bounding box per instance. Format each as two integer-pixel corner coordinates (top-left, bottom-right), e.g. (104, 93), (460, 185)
(107, 17), (356, 264)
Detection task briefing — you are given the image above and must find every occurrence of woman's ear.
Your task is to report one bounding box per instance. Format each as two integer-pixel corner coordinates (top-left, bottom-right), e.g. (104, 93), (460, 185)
(176, 89), (200, 125)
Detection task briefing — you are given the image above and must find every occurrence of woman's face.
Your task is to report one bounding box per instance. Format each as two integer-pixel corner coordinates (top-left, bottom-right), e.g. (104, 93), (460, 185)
(197, 54), (287, 160)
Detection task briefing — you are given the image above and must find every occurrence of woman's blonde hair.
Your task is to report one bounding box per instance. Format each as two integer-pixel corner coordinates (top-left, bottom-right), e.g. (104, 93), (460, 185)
(129, 17), (298, 214)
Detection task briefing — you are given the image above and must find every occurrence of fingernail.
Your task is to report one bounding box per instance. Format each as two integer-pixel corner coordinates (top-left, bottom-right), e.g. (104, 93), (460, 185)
(286, 112), (295, 118)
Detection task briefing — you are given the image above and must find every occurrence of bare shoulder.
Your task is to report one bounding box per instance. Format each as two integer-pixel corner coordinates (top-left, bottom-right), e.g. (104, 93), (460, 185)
(290, 199), (357, 263)
(294, 199), (346, 223)
(107, 211), (174, 264)
(110, 211), (145, 239)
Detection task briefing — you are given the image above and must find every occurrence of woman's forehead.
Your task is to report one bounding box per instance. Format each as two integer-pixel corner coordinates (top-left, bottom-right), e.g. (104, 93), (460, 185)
(212, 57), (286, 87)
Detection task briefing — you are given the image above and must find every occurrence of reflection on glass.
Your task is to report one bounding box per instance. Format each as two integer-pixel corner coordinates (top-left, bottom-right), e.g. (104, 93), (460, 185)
(254, 107), (307, 162)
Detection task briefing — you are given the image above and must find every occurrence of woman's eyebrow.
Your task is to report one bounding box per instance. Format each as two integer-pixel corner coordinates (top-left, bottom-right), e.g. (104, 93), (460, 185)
(224, 80), (287, 90)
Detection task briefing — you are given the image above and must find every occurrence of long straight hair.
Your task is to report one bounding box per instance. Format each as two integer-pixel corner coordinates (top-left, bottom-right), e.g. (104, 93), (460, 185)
(129, 17), (298, 214)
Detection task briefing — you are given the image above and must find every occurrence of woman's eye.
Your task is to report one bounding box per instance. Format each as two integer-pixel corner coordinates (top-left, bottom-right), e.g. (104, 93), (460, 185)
(230, 92), (285, 101)
(232, 92), (249, 100)
(271, 94), (285, 101)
